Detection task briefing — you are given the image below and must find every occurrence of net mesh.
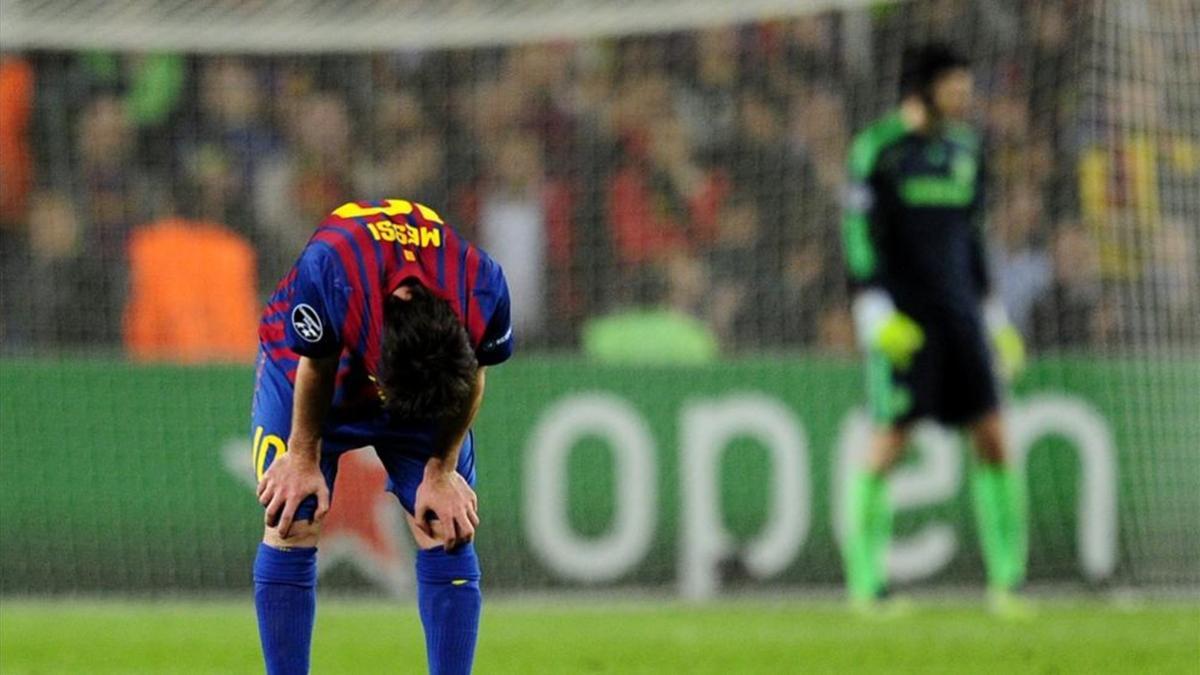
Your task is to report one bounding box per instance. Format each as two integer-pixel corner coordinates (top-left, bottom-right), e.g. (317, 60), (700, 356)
(1079, 0), (1200, 585)
(0, 0), (1197, 595)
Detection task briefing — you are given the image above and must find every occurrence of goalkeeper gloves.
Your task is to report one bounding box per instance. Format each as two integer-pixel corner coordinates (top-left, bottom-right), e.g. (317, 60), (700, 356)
(985, 298), (1026, 381)
(853, 290), (925, 370)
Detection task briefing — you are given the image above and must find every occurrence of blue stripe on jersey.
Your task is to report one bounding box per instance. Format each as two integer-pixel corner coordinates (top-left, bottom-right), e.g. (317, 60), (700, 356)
(367, 224), (388, 288)
(263, 236), (340, 331)
(435, 216), (447, 290)
(304, 238), (340, 269)
(325, 226), (374, 360)
(458, 241), (470, 320)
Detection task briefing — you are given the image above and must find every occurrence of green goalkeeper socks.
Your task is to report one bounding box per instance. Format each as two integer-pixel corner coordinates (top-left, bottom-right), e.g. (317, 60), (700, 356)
(846, 464), (1027, 598)
(845, 471), (892, 601)
(970, 464), (1028, 590)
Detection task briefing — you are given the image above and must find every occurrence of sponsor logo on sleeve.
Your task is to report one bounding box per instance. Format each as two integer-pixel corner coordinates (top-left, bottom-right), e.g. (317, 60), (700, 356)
(292, 303), (324, 342)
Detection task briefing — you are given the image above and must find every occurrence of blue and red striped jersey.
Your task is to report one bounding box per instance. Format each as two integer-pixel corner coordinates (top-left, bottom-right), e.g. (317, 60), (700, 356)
(258, 199), (513, 410)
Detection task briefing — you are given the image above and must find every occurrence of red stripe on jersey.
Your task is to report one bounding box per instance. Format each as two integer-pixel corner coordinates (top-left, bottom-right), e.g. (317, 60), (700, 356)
(439, 221), (463, 321)
(260, 269), (297, 321)
(267, 344), (296, 361)
(348, 218), (385, 375)
(335, 363), (353, 385)
(463, 245), (486, 347)
(265, 299), (289, 315)
(260, 321), (286, 343)
(404, 206), (430, 286)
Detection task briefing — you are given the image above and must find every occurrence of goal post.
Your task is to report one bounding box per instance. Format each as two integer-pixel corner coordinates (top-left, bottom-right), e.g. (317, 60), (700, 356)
(1, 0), (884, 52)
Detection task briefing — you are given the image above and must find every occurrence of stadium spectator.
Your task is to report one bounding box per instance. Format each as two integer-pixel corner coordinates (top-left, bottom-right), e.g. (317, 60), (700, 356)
(364, 89), (427, 158)
(706, 194), (764, 348)
(123, 218), (258, 363)
(6, 192), (89, 347)
(1031, 223), (1112, 348)
(559, 46), (622, 328)
(789, 85), (849, 194)
(607, 115), (728, 270)
(676, 27), (742, 157)
(985, 93), (1036, 184)
(179, 57), (281, 243)
(1078, 78), (1197, 282)
(1027, 0), (1074, 138)
(70, 52), (186, 170)
(783, 12), (843, 86)
(76, 93), (149, 258)
(1140, 220), (1200, 342)
(0, 55), (34, 236)
(73, 52), (185, 125)
(463, 130), (575, 345)
(728, 85), (814, 249)
(73, 93), (154, 342)
(762, 239), (835, 348)
(255, 91), (355, 282)
(354, 90), (454, 209)
(992, 181), (1053, 336)
(357, 125), (451, 214)
(503, 44), (578, 176)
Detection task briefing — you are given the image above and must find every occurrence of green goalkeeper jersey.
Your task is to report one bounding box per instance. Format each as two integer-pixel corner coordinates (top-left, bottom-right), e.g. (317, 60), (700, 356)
(842, 111), (991, 319)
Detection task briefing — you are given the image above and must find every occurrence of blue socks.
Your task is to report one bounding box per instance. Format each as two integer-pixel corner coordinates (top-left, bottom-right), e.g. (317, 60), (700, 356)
(254, 543), (317, 675)
(417, 544), (483, 675)
(253, 542), (481, 675)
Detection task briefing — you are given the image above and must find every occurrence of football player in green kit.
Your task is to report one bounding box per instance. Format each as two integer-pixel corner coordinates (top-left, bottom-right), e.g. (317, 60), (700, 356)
(840, 44), (1029, 616)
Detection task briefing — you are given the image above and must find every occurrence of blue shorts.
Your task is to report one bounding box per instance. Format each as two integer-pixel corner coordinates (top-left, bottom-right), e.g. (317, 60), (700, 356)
(250, 351), (476, 522)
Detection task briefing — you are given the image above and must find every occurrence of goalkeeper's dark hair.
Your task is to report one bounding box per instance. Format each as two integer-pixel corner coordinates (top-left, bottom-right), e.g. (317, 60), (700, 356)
(901, 43), (970, 100)
(379, 280), (478, 423)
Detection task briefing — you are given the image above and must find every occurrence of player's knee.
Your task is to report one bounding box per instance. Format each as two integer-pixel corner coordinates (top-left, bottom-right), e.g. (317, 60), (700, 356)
(971, 412), (1007, 465)
(870, 426), (910, 473)
(263, 520), (321, 548)
(416, 542), (481, 586)
(975, 435), (1006, 465)
(410, 526), (444, 552)
(406, 514), (475, 551)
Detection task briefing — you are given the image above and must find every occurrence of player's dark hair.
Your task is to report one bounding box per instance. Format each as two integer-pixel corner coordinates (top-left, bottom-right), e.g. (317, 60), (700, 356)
(379, 280), (478, 423)
(901, 43), (969, 100)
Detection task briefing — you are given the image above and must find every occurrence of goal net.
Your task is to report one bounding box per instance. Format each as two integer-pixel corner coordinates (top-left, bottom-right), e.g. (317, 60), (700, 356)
(0, 0), (1195, 595)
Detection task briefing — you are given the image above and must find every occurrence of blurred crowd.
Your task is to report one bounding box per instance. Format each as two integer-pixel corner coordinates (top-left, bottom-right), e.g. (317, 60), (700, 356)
(0, 0), (1196, 358)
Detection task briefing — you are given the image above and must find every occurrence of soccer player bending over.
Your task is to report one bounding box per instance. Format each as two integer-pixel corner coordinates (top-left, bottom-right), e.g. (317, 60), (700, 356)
(840, 45), (1029, 614)
(251, 199), (513, 674)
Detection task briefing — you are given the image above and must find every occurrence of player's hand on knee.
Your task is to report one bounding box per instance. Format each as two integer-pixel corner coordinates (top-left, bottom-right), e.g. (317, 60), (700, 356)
(414, 467), (478, 551)
(256, 450), (330, 539)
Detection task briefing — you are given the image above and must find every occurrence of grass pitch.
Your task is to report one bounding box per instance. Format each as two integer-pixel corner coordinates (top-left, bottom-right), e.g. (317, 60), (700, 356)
(1, 597), (1197, 674)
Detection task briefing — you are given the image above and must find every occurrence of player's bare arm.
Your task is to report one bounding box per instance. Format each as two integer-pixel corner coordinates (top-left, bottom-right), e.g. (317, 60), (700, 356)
(414, 367), (486, 550)
(257, 354), (337, 541)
